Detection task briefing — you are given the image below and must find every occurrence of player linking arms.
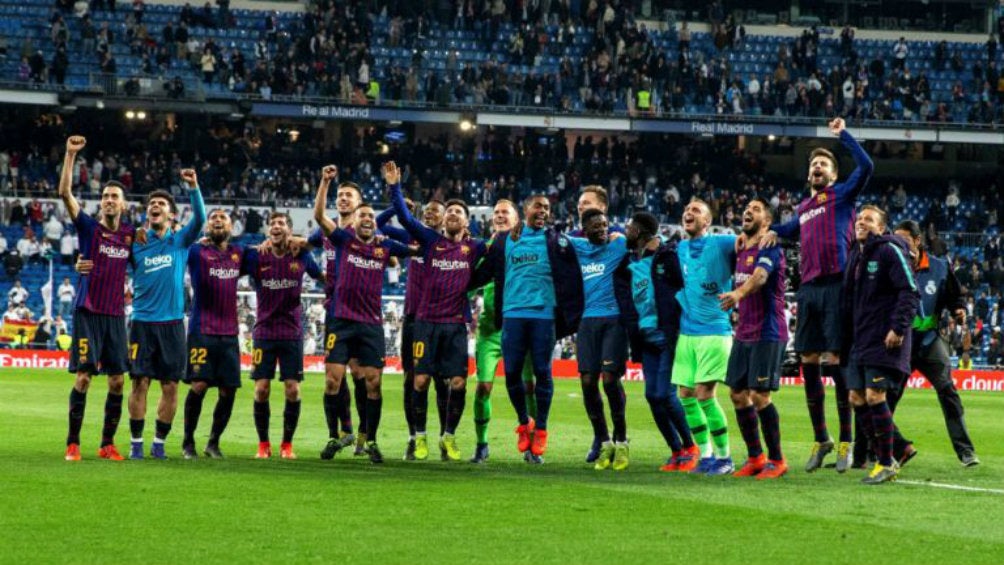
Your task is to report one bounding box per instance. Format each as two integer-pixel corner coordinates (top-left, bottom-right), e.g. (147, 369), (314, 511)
(719, 198), (789, 479)
(842, 205), (919, 485)
(60, 135), (136, 461)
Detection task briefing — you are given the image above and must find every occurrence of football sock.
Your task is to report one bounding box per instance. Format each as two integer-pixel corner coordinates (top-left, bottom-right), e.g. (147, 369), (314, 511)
(433, 377), (448, 436)
(534, 374), (554, 430)
(282, 400), (301, 444)
(253, 400), (270, 442)
(825, 364), (853, 443)
(130, 418), (145, 442)
(581, 376), (609, 442)
(646, 395), (682, 452)
(413, 385), (429, 434)
(208, 390), (235, 444)
(757, 402), (784, 462)
(403, 372), (416, 437)
(183, 390), (206, 445)
(323, 392), (339, 438)
(504, 369), (529, 425)
(352, 377), (367, 433)
(803, 363), (830, 442)
(869, 401), (895, 467)
(100, 392), (122, 447)
(667, 391), (694, 448)
(445, 385), (466, 435)
(154, 419), (171, 441)
(603, 379), (627, 443)
(853, 404), (874, 461)
(735, 404), (762, 458)
(473, 390), (491, 445)
(681, 396), (711, 457)
(365, 396), (383, 441)
(336, 380), (352, 433)
(67, 388), (86, 445)
(700, 397), (730, 459)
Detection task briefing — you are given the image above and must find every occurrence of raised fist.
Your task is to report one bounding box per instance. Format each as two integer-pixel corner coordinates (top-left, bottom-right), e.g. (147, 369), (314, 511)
(382, 161), (401, 185)
(66, 136), (87, 154)
(828, 117), (846, 136)
(180, 168), (198, 188)
(322, 164), (338, 182)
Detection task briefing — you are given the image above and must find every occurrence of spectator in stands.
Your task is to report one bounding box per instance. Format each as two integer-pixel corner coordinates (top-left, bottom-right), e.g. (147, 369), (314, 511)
(43, 214), (64, 246)
(3, 250), (23, 279)
(0, 235), (7, 259)
(57, 277), (75, 319)
(892, 37), (908, 71)
(56, 327), (71, 350)
(7, 279), (28, 307)
(12, 328), (29, 348)
(15, 232), (38, 265)
(32, 317), (52, 347)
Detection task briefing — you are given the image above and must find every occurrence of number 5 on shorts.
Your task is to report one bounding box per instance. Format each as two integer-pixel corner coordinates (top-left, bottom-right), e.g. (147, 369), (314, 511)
(78, 338), (90, 357)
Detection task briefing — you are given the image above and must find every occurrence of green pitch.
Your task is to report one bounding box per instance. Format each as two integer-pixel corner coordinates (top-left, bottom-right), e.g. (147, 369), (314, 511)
(1, 369), (1001, 565)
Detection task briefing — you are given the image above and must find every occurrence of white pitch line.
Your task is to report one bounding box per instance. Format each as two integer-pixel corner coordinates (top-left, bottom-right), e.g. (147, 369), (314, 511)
(898, 480), (1004, 494)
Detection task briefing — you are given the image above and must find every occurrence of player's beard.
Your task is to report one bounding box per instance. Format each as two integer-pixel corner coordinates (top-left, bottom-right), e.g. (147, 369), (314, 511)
(210, 231), (229, 245)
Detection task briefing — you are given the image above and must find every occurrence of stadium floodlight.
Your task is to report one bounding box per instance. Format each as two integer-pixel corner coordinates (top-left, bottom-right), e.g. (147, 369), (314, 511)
(288, 128), (301, 142)
(136, 111), (147, 120)
(125, 110), (136, 119)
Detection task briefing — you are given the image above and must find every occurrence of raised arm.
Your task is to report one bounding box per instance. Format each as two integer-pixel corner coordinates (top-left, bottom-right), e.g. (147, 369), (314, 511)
(383, 161), (438, 246)
(376, 207), (412, 244)
(59, 136), (85, 221)
(769, 213), (800, 241)
(831, 118), (874, 201)
(314, 164), (338, 236)
(302, 250), (323, 280)
(176, 168), (207, 246)
(385, 238), (416, 258)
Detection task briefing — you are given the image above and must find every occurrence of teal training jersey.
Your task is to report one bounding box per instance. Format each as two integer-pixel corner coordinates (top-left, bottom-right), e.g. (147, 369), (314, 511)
(131, 189), (206, 322)
(503, 226), (555, 319)
(628, 253), (659, 331)
(676, 233), (736, 336)
(571, 236), (627, 318)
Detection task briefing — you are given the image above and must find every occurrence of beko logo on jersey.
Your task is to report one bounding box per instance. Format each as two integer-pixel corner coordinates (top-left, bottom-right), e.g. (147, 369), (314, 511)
(261, 278), (298, 290)
(348, 254), (383, 270)
(209, 268), (240, 279)
(799, 206), (826, 225)
(582, 263), (605, 280)
(432, 258), (469, 271)
(98, 244), (130, 259)
(510, 253), (540, 265)
(144, 254), (173, 267)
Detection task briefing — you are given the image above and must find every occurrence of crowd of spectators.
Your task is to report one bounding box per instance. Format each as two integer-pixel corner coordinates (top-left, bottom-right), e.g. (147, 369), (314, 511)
(5, 0), (1003, 125)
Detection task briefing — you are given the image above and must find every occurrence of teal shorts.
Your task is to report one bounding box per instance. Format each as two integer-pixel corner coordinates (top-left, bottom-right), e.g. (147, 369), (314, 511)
(671, 334), (733, 388)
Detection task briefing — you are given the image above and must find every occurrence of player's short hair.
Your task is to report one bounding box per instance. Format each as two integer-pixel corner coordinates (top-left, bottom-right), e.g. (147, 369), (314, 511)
(444, 198), (469, 217)
(337, 181), (362, 198)
(146, 189), (178, 214)
(495, 198), (518, 212)
(267, 210), (293, 227)
(809, 147), (839, 174)
(749, 196), (773, 220)
(688, 197), (712, 218)
(581, 185), (609, 207)
(524, 193), (549, 207)
(859, 204), (888, 228)
(208, 207), (230, 218)
(895, 219), (922, 239)
(631, 211), (659, 238)
(581, 208), (607, 227)
(353, 202), (374, 213)
(102, 180), (127, 195)
(425, 199), (446, 210)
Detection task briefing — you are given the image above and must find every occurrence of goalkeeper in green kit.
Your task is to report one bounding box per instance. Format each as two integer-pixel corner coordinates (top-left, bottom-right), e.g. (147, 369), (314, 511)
(470, 199), (538, 464)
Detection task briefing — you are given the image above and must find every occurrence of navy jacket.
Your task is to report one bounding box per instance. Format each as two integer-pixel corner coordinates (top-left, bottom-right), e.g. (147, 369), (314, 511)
(912, 250), (964, 348)
(841, 233), (920, 375)
(469, 227), (584, 339)
(613, 241), (684, 363)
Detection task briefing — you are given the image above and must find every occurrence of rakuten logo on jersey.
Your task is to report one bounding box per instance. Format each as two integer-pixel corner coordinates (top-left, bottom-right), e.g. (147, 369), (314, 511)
(99, 244), (130, 259)
(799, 206), (826, 225)
(431, 258), (469, 271)
(0, 352), (70, 369)
(209, 267), (240, 279)
(348, 254), (383, 270)
(735, 272), (752, 284)
(261, 278), (298, 290)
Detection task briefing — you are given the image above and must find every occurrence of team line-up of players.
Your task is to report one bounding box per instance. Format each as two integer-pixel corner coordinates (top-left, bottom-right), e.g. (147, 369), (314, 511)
(57, 118), (980, 483)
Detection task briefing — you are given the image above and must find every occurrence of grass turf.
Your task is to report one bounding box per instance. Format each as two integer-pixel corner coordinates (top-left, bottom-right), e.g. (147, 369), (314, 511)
(0, 369), (1001, 565)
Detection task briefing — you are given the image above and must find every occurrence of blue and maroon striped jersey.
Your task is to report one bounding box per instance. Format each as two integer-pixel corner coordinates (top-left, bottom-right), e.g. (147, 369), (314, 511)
(734, 244), (788, 343)
(187, 242), (249, 336)
(73, 211), (135, 316)
(387, 181), (486, 322)
(245, 247), (322, 340)
(308, 229), (341, 317)
(327, 228), (412, 324)
(772, 130), (874, 284)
